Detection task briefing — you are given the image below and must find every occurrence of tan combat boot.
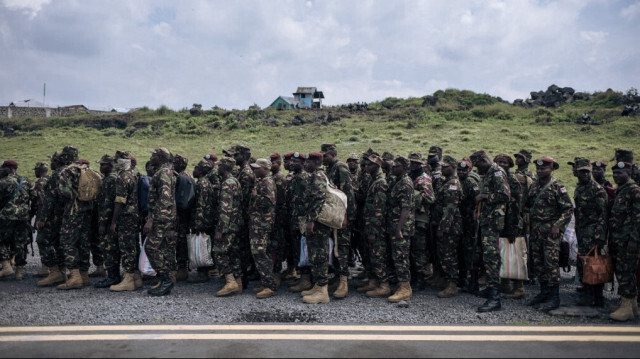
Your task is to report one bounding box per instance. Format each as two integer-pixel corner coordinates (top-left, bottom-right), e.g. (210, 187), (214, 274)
(37, 266), (66, 287)
(15, 266), (24, 281)
(274, 273), (282, 288)
(216, 274), (240, 297)
(133, 271), (143, 289)
(633, 297), (639, 318)
(56, 269), (83, 290)
(388, 281), (412, 303)
(610, 297), (635, 321)
(366, 281), (391, 298)
(289, 274), (312, 292)
(80, 270), (90, 286)
(169, 271), (177, 284)
(301, 283), (322, 297)
(499, 278), (512, 294)
(333, 275), (349, 299)
(34, 264), (49, 278)
(89, 264), (106, 277)
(506, 280), (525, 299)
(236, 277), (244, 292)
(176, 268), (189, 282)
(256, 287), (276, 299)
(437, 281), (458, 298)
(253, 285), (265, 294)
(0, 260), (14, 278)
(110, 272), (136, 291)
(303, 284), (330, 304)
(357, 279), (379, 293)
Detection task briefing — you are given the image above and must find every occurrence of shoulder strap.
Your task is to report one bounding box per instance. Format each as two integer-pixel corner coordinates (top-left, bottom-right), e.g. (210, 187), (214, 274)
(6, 176), (24, 203)
(532, 178), (556, 208)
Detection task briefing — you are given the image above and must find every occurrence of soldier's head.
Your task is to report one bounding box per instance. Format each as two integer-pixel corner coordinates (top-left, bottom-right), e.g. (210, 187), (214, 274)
(363, 154), (382, 175)
(250, 158), (271, 178)
(145, 161), (155, 176)
(270, 153), (282, 173)
(534, 157), (559, 180)
(574, 158), (592, 185)
(60, 145), (79, 166)
(346, 153), (359, 172)
(457, 158), (472, 179)
(321, 143), (337, 166)
(408, 152), (424, 172)
(96, 154), (114, 175)
(613, 148), (634, 163)
(218, 157), (236, 176)
(470, 150), (491, 174)
(283, 152), (294, 171)
(392, 155), (410, 177)
(234, 145), (251, 165)
(204, 153), (218, 165)
(514, 149), (532, 167)
(222, 146), (236, 158)
(150, 147), (172, 167)
(612, 161), (633, 186)
(493, 153), (514, 172)
(49, 151), (62, 171)
(173, 154), (188, 173)
(114, 150), (132, 172)
(440, 155), (457, 177)
(289, 152), (306, 172)
(381, 151), (394, 173)
(567, 156), (586, 177)
(0, 159), (18, 177)
(305, 152), (323, 172)
(591, 160), (607, 182)
(34, 161), (48, 178)
(193, 159), (213, 179)
(427, 146), (442, 164)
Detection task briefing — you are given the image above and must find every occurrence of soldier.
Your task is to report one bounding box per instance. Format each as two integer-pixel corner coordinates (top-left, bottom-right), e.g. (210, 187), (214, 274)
(173, 153), (194, 282)
(524, 157), (573, 311)
(381, 152), (395, 183)
(187, 158), (218, 283)
(248, 158), (278, 299)
(300, 152), (332, 304)
(269, 153), (288, 284)
(357, 154), (390, 298)
(426, 146), (444, 193)
(494, 153), (525, 299)
(346, 153), (361, 270)
(470, 150), (510, 312)
(572, 158), (607, 307)
(93, 154), (120, 289)
(0, 160), (32, 280)
(287, 152), (312, 292)
(431, 155), (463, 298)
(280, 152), (297, 281)
(143, 147), (177, 296)
(321, 143), (355, 299)
(385, 156), (415, 303)
(591, 160), (616, 209)
(514, 149), (535, 286)
(213, 157), (243, 297)
(354, 149), (376, 280)
(514, 149), (534, 179)
(408, 152), (435, 289)
(608, 160), (640, 321)
(230, 145), (256, 287)
(56, 147), (95, 290)
(31, 161), (50, 278)
(457, 158), (480, 293)
(346, 153), (360, 182)
(108, 150), (142, 291)
(35, 152), (67, 287)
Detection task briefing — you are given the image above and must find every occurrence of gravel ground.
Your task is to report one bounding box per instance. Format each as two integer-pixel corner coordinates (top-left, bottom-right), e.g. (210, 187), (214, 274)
(0, 247), (632, 327)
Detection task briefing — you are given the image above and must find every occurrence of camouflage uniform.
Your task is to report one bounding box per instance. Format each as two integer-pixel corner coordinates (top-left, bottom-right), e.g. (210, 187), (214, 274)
(432, 170), (463, 282)
(114, 166), (140, 273)
(286, 163), (310, 272)
(386, 171), (414, 283)
(214, 172), (242, 279)
(270, 166), (288, 273)
(409, 155), (435, 282)
(192, 169), (218, 236)
(236, 163), (256, 276)
(36, 163), (65, 268)
(502, 171), (524, 239)
(325, 159), (355, 278)
(0, 173), (32, 267)
(363, 168), (388, 283)
(174, 154), (194, 273)
(146, 163), (177, 274)
(458, 162), (480, 284)
(97, 170), (118, 271)
(31, 167), (50, 264)
(249, 172), (277, 290)
(306, 166), (332, 286)
(609, 178), (640, 299)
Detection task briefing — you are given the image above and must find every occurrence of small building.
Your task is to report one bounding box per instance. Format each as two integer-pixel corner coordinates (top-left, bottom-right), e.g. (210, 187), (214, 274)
(269, 96), (298, 110)
(269, 87), (324, 109)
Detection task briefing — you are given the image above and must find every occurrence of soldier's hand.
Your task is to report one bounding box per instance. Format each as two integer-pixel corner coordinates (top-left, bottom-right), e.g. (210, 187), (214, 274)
(306, 221), (314, 235)
(550, 225), (560, 239)
(214, 231), (222, 240)
(35, 220), (44, 230)
(143, 219), (153, 235)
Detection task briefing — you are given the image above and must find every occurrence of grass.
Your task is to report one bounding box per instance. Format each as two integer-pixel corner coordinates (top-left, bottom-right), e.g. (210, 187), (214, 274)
(1, 89), (637, 196)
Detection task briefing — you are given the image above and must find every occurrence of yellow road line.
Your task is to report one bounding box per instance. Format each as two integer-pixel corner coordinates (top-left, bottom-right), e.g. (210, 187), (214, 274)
(0, 333), (639, 342)
(1, 325), (638, 333)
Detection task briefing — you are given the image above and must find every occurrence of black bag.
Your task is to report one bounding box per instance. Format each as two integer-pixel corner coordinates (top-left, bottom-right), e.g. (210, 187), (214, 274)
(559, 240), (571, 272)
(137, 174), (150, 215)
(175, 173), (195, 212)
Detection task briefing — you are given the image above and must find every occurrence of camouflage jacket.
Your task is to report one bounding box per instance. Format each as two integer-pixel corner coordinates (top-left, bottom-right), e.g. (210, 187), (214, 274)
(432, 175), (462, 234)
(459, 174), (480, 226)
(286, 170), (310, 220)
(609, 180), (640, 245)
(349, 167), (360, 193)
(236, 164), (256, 215)
(306, 168), (328, 223)
(114, 168), (139, 222)
(326, 161), (356, 219)
(31, 175), (49, 219)
(192, 176), (218, 233)
(249, 175), (276, 232)
(516, 166), (535, 180)
(410, 170), (435, 224)
(97, 172), (117, 225)
(594, 176), (616, 211)
(429, 166), (444, 194)
(58, 164), (93, 215)
(148, 163), (176, 223)
(0, 173), (32, 221)
(39, 168), (64, 222)
(525, 176), (573, 230)
(386, 173), (415, 236)
(356, 171), (372, 206)
(502, 171), (524, 238)
(216, 175), (241, 234)
(478, 162), (510, 229)
(363, 170), (388, 237)
(272, 170), (287, 220)
(574, 179), (607, 247)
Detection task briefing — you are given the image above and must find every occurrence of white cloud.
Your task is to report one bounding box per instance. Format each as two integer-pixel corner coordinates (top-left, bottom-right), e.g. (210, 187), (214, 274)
(1, 0), (50, 18)
(620, 2), (640, 20)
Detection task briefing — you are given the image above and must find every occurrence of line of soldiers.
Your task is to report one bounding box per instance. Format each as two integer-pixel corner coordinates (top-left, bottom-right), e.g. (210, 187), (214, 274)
(0, 144), (638, 318)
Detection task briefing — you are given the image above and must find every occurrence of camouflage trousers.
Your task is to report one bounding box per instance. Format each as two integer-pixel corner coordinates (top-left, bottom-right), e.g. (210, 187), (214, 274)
(480, 225), (501, 288)
(529, 220), (560, 286)
(118, 217), (141, 273)
(270, 214), (288, 273)
(411, 223), (430, 279)
(60, 210), (92, 271)
(89, 214), (103, 266)
(146, 221), (177, 274)
(99, 230), (120, 270)
(290, 221), (310, 274)
(36, 216), (64, 268)
(439, 224), (462, 282)
(238, 213), (253, 275)
(0, 220), (31, 266)
(612, 236), (639, 298)
(390, 232), (411, 282)
(308, 221), (332, 286)
(251, 224), (276, 290)
(368, 230), (390, 283)
(333, 224), (352, 277)
(460, 218), (478, 279)
(176, 214), (190, 270)
(213, 231), (242, 278)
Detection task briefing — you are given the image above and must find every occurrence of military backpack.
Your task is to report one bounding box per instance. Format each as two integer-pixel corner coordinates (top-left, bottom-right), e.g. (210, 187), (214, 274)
(76, 165), (102, 202)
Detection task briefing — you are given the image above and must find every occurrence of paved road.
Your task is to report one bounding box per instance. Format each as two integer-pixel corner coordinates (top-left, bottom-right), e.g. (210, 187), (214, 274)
(1, 324), (639, 358)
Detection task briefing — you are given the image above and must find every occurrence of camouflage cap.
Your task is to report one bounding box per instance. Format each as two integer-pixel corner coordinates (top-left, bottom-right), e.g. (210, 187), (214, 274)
(34, 161), (49, 170)
(173, 154), (188, 168)
(382, 151), (394, 161)
(364, 154), (383, 167)
(408, 152), (424, 164)
(393, 155), (410, 168)
(195, 159), (213, 173)
(321, 143), (336, 153)
(574, 158), (591, 171)
(218, 157), (236, 169)
(346, 153), (359, 161)
(250, 158), (271, 170)
(60, 145), (79, 163)
(440, 155), (457, 167)
(513, 149), (532, 163)
(222, 146), (237, 156)
(235, 145), (251, 154)
(469, 150), (488, 165)
(534, 156), (559, 170)
(1, 159), (18, 168)
(428, 146), (442, 156)
(493, 153), (514, 168)
(151, 147), (172, 160)
(591, 160), (607, 168)
(114, 150), (132, 160)
(613, 148), (634, 163)
(96, 154), (114, 164)
(567, 156), (586, 167)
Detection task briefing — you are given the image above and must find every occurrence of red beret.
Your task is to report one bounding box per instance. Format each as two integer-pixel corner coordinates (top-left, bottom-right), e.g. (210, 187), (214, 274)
(283, 152), (294, 160)
(534, 157), (559, 170)
(613, 161), (634, 169)
(307, 152), (324, 160)
(76, 159), (90, 165)
(270, 153), (281, 161)
(1, 159), (18, 168)
(291, 152), (306, 160)
(204, 154), (218, 162)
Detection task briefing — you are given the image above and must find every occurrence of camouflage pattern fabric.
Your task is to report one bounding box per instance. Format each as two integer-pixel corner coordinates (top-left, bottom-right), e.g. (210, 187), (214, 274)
(114, 168), (140, 273)
(410, 170), (435, 279)
(214, 175), (242, 277)
(236, 164), (256, 275)
(270, 169), (288, 272)
(306, 168), (331, 286)
(36, 168), (65, 267)
(574, 178), (607, 283)
(146, 163), (177, 274)
(192, 176), (218, 235)
(433, 175), (463, 281)
(98, 172), (119, 270)
(286, 169), (310, 271)
(501, 171), (524, 239)
(249, 175), (277, 290)
(609, 180), (640, 298)
(386, 173), (414, 282)
(0, 173), (32, 265)
(459, 173), (480, 278)
(363, 170), (389, 282)
(326, 160), (355, 277)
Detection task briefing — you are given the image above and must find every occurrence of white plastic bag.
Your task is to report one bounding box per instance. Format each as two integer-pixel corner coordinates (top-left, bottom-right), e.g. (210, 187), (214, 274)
(139, 236), (156, 276)
(188, 232), (214, 268)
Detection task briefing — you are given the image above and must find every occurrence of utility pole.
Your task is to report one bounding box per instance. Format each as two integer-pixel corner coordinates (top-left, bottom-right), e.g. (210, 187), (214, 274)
(43, 83), (46, 107)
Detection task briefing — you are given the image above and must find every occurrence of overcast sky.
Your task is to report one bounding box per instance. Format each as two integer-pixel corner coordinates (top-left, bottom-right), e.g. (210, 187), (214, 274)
(1, 0), (638, 111)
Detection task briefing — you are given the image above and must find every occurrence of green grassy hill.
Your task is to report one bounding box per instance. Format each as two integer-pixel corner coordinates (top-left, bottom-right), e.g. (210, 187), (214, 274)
(1, 87), (638, 195)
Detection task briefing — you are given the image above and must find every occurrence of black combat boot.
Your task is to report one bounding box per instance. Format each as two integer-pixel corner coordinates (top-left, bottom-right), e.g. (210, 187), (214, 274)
(464, 270), (479, 295)
(94, 267), (121, 288)
(477, 287), (501, 312)
(593, 284), (605, 308)
(526, 282), (550, 307)
(148, 272), (174, 296)
(539, 285), (560, 312)
(576, 284), (593, 306)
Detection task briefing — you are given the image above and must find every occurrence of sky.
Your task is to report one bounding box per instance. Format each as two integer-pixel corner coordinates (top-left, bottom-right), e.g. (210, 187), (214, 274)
(1, 0), (639, 111)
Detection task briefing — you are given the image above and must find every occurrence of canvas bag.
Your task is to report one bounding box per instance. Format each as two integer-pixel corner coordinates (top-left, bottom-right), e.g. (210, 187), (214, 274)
(317, 173), (348, 229)
(188, 232), (214, 268)
(499, 236), (529, 280)
(580, 245), (614, 285)
(76, 166), (102, 201)
(139, 236), (156, 276)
